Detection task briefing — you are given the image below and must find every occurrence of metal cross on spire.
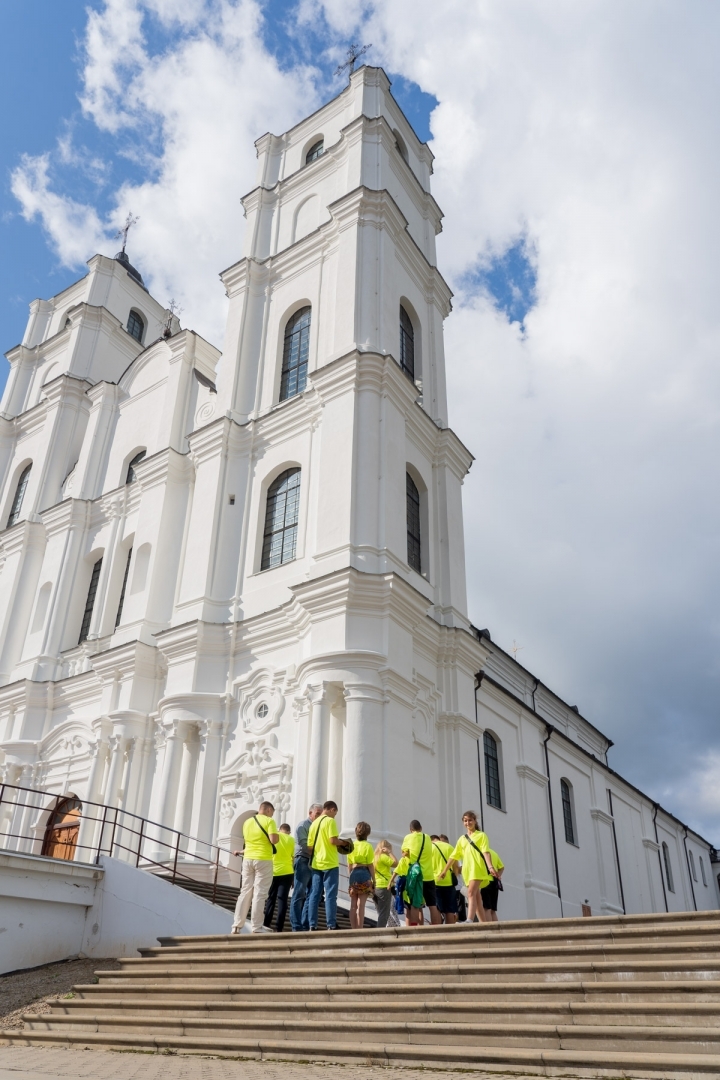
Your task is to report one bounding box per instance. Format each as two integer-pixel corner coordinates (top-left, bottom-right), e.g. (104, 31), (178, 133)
(334, 43), (372, 81)
(114, 213), (139, 254)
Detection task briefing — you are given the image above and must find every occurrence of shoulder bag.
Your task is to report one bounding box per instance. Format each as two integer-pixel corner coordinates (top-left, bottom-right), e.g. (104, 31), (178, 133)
(252, 815), (277, 856)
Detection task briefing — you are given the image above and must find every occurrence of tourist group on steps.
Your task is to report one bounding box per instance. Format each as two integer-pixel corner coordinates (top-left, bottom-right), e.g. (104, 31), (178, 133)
(231, 800), (505, 934)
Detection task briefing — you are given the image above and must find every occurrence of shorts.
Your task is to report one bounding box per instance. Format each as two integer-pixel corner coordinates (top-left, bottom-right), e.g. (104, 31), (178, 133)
(422, 880), (437, 908)
(435, 884), (458, 915)
(481, 879), (499, 911)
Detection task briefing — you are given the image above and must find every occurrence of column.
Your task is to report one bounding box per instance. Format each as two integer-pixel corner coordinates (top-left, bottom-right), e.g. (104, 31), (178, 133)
(155, 719), (187, 848)
(342, 683), (385, 832)
(326, 697), (344, 806)
(174, 726), (198, 840)
(193, 719), (226, 853)
(306, 686), (330, 806)
(76, 721), (110, 861)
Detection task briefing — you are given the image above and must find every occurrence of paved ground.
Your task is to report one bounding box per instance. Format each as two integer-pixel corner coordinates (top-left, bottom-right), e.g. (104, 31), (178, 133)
(0, 1048), (532, 1080)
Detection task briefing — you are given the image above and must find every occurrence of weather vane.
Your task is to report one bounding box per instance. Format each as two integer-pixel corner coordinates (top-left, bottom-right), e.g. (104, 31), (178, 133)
(334, 43), (371, 81)
(114, 213), (139, 254)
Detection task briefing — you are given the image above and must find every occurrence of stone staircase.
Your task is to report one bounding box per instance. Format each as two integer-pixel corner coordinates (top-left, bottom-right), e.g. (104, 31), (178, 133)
(5, 909), (720, 1077)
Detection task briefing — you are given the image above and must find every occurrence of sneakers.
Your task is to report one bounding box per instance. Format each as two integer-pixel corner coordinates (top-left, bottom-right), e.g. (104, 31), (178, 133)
(230, 927), (241, 935)
(251, 926), (274, 934)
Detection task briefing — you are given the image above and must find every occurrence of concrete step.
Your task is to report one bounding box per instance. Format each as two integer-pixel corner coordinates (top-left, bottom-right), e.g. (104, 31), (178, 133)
(67, 978), (720, 1003)
(49, 996), (720, 1027)
(6, 1026), (720, 1078)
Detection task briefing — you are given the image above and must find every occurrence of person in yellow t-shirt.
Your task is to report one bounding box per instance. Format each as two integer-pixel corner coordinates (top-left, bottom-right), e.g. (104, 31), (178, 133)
(231, 800), (279, 934)
(441, 810), (497, 923)
(306, 800), (341, 930)
(262, 824), (295, 933)
(431, 833), (457, 924)
(480, 849), (505, 923)
(373, 839), (397, 928)
(401, 819), (442, 926)
(389, 854), (413, 925)
(347, 821), (375, 929)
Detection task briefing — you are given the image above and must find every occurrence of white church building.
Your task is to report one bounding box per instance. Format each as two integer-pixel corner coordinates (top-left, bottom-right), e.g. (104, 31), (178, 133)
(0, 65), (716, 921)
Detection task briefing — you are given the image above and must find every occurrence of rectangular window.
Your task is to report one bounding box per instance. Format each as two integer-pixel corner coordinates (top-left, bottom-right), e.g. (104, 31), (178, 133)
(79, 558), (103, 644)
(561, 780), (576, 845)
(115, 548), (133, 628)
(483, 731), (502, 809)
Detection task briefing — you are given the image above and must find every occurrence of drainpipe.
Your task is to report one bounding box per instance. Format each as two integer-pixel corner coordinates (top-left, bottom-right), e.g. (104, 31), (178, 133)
(607, 789), (626, 914)
(652, 803), (669, 913)
(683, 826), (698, 911)
(542, 724), (563, 917)
(474, 672), (485, 831)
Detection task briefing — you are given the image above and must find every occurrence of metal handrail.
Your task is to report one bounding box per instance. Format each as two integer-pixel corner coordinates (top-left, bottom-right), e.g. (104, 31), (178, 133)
(0, 782), (238, 897)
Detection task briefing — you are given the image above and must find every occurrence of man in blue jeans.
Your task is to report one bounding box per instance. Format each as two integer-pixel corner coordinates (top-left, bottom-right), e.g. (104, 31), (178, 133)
(290, 802), (322, 932)
(306, 800), (341, 930)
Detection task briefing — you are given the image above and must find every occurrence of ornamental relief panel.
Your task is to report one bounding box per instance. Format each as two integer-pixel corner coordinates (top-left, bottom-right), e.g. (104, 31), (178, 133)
(219, 733), (293, 826)
(412, 676), (439, 752)
(235, 667), (287, 737)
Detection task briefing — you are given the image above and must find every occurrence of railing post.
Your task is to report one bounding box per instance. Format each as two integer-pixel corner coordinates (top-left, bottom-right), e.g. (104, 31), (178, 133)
(109, 807), (119, 860)
(212, 846), (219, 906)
(96, 804), (108, 863)
(136, 819), (145, 867)
(172, 831), (180, 884)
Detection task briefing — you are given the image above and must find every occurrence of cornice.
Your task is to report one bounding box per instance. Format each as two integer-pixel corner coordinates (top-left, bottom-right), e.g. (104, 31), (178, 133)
(39, 498), (91, 539)
(90, 639), (165, 683)
(0, 519), (45, 558)
(590, 807), (615, 827)
(516, 762), (549, 787)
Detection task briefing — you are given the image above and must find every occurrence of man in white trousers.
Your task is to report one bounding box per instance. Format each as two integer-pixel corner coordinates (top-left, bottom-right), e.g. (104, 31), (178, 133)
(231, 800), (279, 934)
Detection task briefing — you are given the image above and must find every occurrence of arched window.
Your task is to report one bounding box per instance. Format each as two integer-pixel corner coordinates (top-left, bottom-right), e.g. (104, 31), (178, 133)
(700, 856), (707, 886)
(280, 307), (311, 401)
(115, 547), (133, 628)
(261, 468), (301, 570)
(125, 450), (146, 485)
(127, 310), (145, 343)
(6, 464), (32, 528)
(689, 848), (697, 882)
(483, 731), (502, 809)
(394, 130), (409, 163)
(406, 472), (421, 573)
(399, 305), (415, 380)
(662, 841), (675, 893)
(305, 139), (324, 164)
(79, 558), (103, 644)
(561, 779), (576, 845)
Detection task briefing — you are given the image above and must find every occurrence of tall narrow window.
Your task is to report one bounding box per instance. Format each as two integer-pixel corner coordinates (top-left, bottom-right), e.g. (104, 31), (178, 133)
(261, 469), (301, 570)
(561, 779), (576, 845)
(689, 849), (697, 882)
(406, 472), (421, 573)
(483, 731), (502, 809)
(662, 841), (675, 893)
(6, 464), (31, 528)
(280, 307), (311, 401)
(115, 547), (133, 628)
(127, 310), (145, 343)
(700, 856), (707, 886)
(305, 139), (324, 164)
(399, 305), (415, 380)
(125, 450), (146, 485)
(79, 558), (103, 644)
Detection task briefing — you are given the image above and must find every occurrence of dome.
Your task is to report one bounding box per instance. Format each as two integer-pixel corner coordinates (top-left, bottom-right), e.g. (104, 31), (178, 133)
(114, 249), (147, 291)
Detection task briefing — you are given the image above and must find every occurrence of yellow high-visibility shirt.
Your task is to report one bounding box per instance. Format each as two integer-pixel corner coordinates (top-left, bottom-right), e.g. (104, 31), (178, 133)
(307, 813), (339, 870)
(242, 814), (278, 861)
(432, 839), (455, 886)
(374, 853), (395, 888)
(347, 840), (374, 866)
(401, 832), (434, 881)
(272, 831), (295, 876)
(451, 830), (492, 884)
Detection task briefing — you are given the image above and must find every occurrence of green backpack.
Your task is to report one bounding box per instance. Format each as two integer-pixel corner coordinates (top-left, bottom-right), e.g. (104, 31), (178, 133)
(405, 834), (426, 908)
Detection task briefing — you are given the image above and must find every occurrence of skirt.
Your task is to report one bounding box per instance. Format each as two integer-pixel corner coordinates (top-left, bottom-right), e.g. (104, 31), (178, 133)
(348, 864), (373, 896)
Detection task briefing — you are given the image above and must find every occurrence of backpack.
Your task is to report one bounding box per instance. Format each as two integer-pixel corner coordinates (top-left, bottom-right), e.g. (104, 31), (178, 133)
(405, 834), (426, 909)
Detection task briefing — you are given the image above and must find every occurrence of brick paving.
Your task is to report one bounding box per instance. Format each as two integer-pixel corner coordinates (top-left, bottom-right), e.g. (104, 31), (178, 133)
(0, 1047), (531, 1080)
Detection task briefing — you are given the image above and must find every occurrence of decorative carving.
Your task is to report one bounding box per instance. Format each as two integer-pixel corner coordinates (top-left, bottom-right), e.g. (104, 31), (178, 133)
(412, 676), (439, 752)
(235, 668), (286, 736)
(218, 734), (293, 824)
(196, 401), (215, 425)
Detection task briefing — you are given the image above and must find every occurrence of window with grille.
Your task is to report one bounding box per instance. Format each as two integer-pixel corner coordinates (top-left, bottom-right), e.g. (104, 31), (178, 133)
(406, 472), (421, 573)
(280, 307), (311, 401)
(689, 849), (697, 882)
(125, 450), (146, 485)
(483, 731), (502, 809)
(6, 464), (31, 528)
(115, 547), (133, 628)
(399, 305), (415, 380)
(561, 779), (576, 845)
(79, 558), (103, 644)
(305, 140), (324, 164)
(700, 856), (707, 886)
(127, 310), (145, 343)
(662, 841), (675, 892)
(261, 469), (301, 570)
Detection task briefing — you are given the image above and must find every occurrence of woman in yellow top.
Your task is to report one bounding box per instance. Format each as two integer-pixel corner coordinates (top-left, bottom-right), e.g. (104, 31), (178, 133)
(347, 821), (375, 928)
(441, 810), (497, 923)
(373, 839), (397, 928)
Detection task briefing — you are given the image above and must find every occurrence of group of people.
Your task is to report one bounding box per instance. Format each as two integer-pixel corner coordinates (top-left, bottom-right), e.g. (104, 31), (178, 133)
(231, 800), (505, 934)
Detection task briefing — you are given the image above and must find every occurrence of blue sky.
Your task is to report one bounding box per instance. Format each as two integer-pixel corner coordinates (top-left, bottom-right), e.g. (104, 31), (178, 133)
(4, 0), (720, 841)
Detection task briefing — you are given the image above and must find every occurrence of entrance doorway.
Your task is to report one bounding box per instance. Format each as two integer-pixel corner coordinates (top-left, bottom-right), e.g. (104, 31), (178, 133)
(42, 796), (82, 860)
